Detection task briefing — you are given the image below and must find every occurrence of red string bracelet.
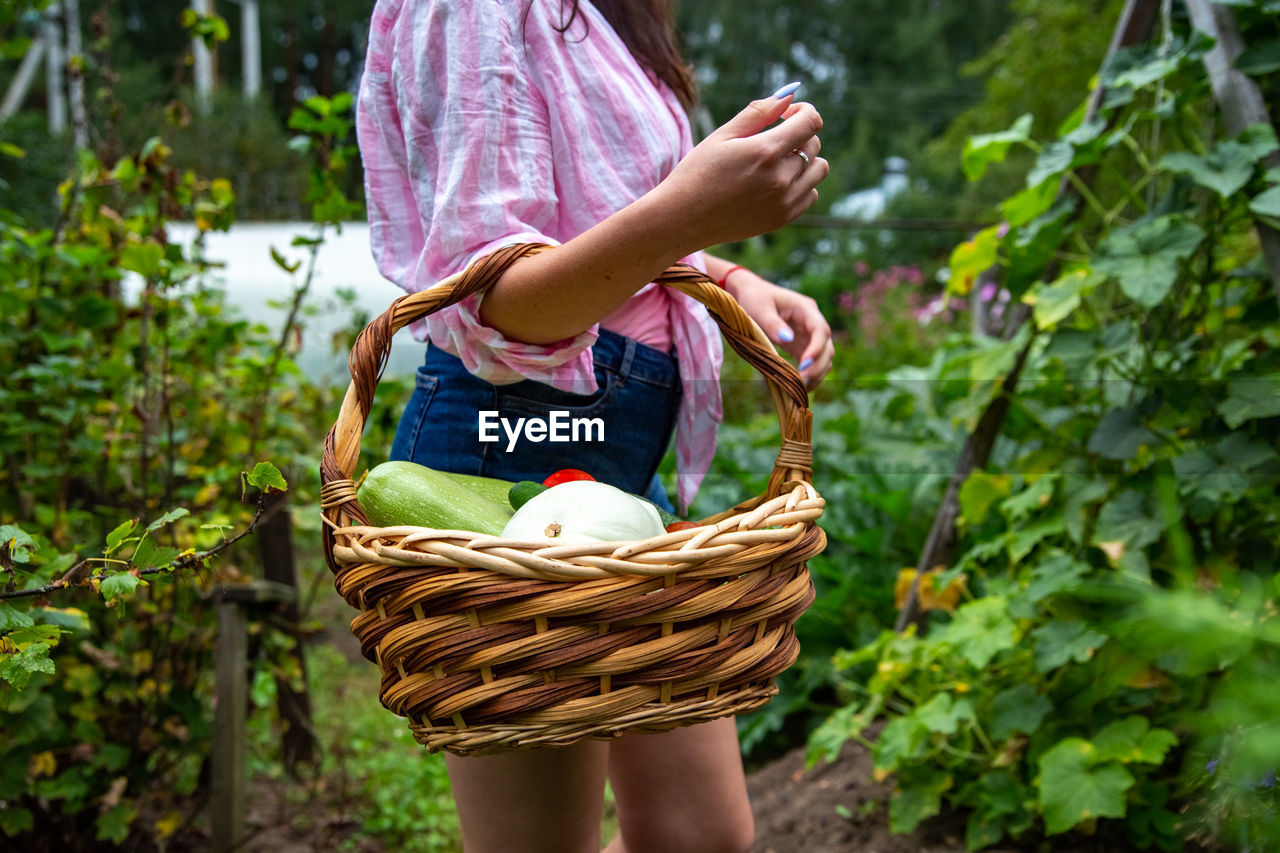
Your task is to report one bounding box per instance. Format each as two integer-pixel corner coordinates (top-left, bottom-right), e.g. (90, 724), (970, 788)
(717, 264), (748, 288)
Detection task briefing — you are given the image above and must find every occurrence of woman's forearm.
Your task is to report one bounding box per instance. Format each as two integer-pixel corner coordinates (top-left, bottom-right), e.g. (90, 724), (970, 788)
(476, 94), (827, 345)
(476, 185), (701, 344)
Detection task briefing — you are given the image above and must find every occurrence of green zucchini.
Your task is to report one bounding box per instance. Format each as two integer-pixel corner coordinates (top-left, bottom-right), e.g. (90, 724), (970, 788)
(356, 461), (514, 535)
(438, 470), (520, 507)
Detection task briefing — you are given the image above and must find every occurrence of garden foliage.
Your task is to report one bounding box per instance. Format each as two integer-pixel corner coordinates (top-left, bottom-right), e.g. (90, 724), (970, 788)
(3, 1), (1279, 850)
(0, 8), (363, 841)
(803, 6), (1280, 850)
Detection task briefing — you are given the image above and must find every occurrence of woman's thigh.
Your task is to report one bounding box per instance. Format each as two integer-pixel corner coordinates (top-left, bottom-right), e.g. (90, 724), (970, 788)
(445, 741), (610, 853)
(605, 718), (754, 853)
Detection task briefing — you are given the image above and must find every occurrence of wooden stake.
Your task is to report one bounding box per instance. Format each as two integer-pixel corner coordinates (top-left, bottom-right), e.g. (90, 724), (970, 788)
(895, 0), (1163, 633)
(1185, 0), (1280, 308)
(212, 599), (247, 853)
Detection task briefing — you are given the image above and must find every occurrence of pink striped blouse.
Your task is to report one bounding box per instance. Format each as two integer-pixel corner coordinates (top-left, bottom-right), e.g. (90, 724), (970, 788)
(356, 0), (724, 511)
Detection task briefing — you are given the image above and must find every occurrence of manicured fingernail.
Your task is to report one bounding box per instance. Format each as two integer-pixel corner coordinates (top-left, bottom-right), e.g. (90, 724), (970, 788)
(772, 81), (801, 100)
(777, 326), (795, 343)
(799, 357), (814, 370)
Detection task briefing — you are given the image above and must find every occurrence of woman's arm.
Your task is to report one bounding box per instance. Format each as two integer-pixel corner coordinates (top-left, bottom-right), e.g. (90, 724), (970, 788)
(477, 92), (828, 345)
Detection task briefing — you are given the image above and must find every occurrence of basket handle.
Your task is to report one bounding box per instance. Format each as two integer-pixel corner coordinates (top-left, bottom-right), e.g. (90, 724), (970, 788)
(320, 243), (813, 532)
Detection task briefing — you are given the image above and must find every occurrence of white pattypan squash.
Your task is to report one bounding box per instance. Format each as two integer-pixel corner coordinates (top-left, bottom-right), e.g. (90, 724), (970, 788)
(500, 480), (664, 543)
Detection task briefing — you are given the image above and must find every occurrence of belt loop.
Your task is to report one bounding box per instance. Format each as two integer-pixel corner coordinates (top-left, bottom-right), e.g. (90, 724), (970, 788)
(618, 334), (637, 380)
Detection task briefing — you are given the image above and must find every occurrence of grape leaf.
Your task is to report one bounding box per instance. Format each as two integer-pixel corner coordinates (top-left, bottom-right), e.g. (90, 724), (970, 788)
(1218, 376), (1280, 428)
(942, 597), (1019, 669)
(962, 114), (1033, 181)
(1038, 739), (1135, 835)
(1093, 717), (1178, 766)
(0, 643), (56, 690)
(1032, 620), (1108, 673)
(989, 684), (1053, 740)
(245, 462), (288, 494)
(145, 508), (189, 534)
(890, 773), (948, 834)
(915, 693), (976, 736)
(1093, 216), (1205, 308)
(101, 572), (146, 603)
(1251, 184), (1280, 218)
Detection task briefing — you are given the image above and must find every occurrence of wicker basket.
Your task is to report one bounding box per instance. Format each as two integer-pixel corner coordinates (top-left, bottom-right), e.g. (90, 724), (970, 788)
(320, 243), (826, 755)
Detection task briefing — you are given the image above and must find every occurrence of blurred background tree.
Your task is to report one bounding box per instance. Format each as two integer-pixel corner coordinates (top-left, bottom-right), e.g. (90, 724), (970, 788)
(3, 0), (1030, 226)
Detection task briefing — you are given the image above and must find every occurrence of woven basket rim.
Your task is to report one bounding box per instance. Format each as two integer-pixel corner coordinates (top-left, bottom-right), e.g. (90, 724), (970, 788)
(320, 242), (820, 578)
(322, 479), (824, 582)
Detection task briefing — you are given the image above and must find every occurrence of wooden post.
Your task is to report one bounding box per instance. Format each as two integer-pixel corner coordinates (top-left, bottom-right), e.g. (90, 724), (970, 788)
(43, 4), (66, 135)
(257, 491), (317, 775)
(241, 0), (262, 100)
(1185, 0), (1280, 308)
(895, 0), (1163, 632)
(0, 37), (45, 122)
(63, 0), (87, 149)
(191, 0), (214, 113)
(210, 580), (298, 852)
(212, 597), (248, 853)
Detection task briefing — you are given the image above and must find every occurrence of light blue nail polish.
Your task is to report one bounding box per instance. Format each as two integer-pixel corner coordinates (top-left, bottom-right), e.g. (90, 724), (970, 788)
(799, 357), (814, 371)
(772, 81), (802, 100)
(778, 327), (795, 343)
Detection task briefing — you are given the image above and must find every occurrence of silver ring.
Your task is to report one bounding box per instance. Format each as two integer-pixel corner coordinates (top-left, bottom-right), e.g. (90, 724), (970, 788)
(792, 149), (811, 165)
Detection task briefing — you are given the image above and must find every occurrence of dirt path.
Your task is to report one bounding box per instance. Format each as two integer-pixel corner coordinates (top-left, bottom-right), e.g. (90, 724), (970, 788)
(234, 739), (989, 853)
(748, 738), (966, 853)
(232, 735), (1167, 853)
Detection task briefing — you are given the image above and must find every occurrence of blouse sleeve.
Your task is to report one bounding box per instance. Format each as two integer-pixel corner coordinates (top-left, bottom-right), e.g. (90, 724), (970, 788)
(370, 0), (598, 388)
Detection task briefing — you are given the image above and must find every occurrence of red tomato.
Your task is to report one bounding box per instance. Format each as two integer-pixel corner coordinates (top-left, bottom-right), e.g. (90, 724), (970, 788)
(542, 469), (596, 487)
(665, 521), (700, 533)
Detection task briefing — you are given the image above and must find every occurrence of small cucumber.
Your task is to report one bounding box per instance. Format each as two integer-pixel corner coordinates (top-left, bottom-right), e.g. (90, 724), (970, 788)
(509, 480), (548, 510)
(357, 461), (514, 535)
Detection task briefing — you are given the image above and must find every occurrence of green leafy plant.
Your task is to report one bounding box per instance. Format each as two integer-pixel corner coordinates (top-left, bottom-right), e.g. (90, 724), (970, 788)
(808, 8), (1280, 851)
(246, 643), (461, 852)
(0, 12), (363, 844)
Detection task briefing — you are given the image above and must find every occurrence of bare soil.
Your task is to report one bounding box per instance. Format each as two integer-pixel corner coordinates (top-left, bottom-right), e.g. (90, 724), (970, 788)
(748, 737), (972, 853)
(226, 733), (1139, 853)
(746, 738), (1132, 853)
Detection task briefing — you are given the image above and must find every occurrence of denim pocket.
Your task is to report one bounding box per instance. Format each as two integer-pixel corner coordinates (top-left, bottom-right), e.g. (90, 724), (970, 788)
(389, 370), (439, 463)
(495, 367), (620, 419)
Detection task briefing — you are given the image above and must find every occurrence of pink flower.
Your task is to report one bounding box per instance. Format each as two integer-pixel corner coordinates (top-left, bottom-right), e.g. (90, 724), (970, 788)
(979, 282), (998, 303)
(915, 294), (945, 321)
(837, 291), (856, 313)
(854, 260), (869, 276)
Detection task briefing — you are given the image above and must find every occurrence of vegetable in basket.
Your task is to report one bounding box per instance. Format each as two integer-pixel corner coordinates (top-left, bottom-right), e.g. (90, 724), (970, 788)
(500, 479), (665, 543)
(356, 461), (515, 535)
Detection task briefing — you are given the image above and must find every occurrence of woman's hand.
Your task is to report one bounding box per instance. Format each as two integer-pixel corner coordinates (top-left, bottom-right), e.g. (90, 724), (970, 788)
(654, 91), (830, 255)
(721, 267), (834, 391)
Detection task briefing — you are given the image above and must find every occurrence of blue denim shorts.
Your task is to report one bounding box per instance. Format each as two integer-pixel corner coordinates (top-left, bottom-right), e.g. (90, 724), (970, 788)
(389, 329), (681, 512)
